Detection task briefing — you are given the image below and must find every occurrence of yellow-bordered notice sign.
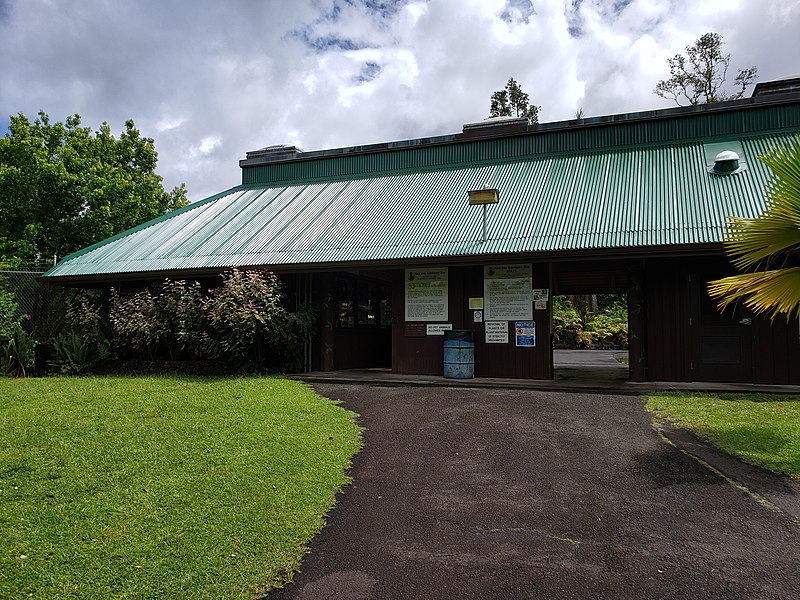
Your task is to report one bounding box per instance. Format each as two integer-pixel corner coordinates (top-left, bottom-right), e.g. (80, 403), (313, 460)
(405, 268), (448, 322)
(484, 264), (532, 321)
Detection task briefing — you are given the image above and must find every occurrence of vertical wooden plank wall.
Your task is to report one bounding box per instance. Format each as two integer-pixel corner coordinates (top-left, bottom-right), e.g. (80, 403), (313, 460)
(391, 269), (445, 375)
(392, 263), (552, 379)
(627, 260), (646, 382)
(644, 258), (691, 381)
(753, 316), (800, 384)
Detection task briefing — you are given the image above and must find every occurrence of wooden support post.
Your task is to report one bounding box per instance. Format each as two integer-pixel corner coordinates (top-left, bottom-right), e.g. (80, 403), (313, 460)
(628, 260), (647, 382)
(317, 273), (336, 371)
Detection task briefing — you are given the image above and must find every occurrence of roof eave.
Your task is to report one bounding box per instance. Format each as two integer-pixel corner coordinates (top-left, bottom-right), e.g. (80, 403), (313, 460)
(42, 242), (727, 287)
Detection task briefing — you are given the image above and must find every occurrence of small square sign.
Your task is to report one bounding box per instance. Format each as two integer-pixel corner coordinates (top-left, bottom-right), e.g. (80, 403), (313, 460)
(468, 297), (484, 310)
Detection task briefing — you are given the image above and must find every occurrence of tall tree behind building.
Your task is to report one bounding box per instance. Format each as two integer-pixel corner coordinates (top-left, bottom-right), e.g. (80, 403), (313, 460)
(654, 32), (758, 105)
(490, 77), (540, 123)
(0, 112), (188, 264)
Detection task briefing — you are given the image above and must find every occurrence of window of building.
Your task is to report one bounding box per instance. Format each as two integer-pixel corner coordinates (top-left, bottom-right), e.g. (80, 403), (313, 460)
(336, 276), (390, 328)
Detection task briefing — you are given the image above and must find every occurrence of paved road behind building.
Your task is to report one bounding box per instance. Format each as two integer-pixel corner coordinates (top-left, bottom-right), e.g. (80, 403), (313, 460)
(269, 385), (800, 600)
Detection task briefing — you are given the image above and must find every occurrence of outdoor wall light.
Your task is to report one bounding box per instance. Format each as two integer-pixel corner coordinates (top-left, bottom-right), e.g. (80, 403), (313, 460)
(467, 188), (500, 243)
(467, 188), (500, 205)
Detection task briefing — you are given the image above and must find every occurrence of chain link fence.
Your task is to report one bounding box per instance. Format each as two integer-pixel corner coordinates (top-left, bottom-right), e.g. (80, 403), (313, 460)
(0, 262), (73, 340)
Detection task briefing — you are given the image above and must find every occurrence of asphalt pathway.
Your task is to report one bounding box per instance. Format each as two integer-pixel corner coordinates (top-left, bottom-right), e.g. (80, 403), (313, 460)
(269, 385), (800, 600)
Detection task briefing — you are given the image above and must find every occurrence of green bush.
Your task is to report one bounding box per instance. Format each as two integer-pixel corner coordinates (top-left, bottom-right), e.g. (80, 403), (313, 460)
(109, 287), (164, 358)
(203, 269), (313, 371)
(0, 288), (21, 340)
(110, 279), (207, 360)
(64, 292), (107, 342)
(159, 279), (207, 359)
(552, 296), (585, 347)
(43, 292), (112, 375)
(108, 269), (313, 371)
(204, 269), (285, 364)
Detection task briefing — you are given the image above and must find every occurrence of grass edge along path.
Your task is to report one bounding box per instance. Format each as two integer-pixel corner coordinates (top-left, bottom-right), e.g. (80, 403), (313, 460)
(646, 391), (800, 480)
(0, 376), (362, 599)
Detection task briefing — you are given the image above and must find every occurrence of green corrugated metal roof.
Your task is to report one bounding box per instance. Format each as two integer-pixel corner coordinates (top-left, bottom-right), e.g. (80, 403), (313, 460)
(44, 130), (797, 281)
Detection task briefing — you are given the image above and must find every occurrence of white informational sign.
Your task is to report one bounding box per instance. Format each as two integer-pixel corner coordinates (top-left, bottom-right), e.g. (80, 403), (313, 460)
(484, 264), (533, 321)
(535, 300), (547, 311)
(532, 289), (549, 302)
(473, 310), (483, 323)
(515, 321), (536, 347)
(485, 321), (509, 344)
(426, 323), (453, 336)
(405, 268), (448, 322)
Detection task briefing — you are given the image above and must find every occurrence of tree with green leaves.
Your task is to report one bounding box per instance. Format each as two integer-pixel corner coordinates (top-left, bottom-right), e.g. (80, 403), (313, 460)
(0, 112), (188, 264)
(490, 77), (540, 123)
(708, 137), (800, 320)
(655, 32), (758, 106)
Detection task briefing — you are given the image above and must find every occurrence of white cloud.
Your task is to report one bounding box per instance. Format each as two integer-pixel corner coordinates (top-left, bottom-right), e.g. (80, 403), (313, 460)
(197, 136), (221, 155)
(1, 0), (798, 201)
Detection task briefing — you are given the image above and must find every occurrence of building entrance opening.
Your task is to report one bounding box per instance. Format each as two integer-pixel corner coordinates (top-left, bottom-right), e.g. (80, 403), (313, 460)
(552, 294), (629, 383)
(329, 272), (392, 370)
(551, 263), (630, 383)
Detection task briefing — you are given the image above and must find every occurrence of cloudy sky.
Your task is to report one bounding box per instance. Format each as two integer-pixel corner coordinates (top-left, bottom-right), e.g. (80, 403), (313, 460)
(1, 0), (798, 201)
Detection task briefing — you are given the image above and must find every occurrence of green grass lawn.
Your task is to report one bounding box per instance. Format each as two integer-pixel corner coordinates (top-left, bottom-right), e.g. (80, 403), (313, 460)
(646, 392), (800, 479)
(0, 376), (362, 599)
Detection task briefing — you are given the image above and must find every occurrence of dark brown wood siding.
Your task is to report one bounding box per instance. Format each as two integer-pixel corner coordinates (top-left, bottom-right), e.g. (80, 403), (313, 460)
(644, 258), (691, 381)
(392, 263), (552, 379)
(643, 255), (800, 384)
(627, 260), (646, 382)
(310, 255), (799, 385)
(752, 315), (800, 384)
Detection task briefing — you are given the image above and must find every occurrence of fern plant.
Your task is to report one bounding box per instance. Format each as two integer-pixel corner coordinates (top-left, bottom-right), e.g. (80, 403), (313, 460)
(50, 332), (110, 375)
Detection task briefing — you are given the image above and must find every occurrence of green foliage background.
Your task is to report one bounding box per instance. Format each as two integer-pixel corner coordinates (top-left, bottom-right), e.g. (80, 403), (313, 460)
(0, 111), (187, 263)
(552, 294), (628, 348)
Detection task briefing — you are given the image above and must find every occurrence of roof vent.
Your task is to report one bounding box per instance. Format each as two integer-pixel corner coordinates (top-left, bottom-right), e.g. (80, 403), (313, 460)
(751, 75), (800, 97)
(708, 150), (745, 176)
(462, 116), (530, 138)
(240, 144), (304, 167)
(246, 144), (303, 161)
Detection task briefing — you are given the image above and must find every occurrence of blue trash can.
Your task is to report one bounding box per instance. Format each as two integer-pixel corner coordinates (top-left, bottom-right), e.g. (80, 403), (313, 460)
(443, 330), (475, 379)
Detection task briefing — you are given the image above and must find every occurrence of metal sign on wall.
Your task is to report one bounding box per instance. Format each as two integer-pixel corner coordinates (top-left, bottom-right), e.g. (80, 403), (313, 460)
(426, 323), (453, 336)
(485, 321), (509, 343)
(515, 321), (536, 347)
(483, 264), (533, 321)
(405, 267), (448, 322)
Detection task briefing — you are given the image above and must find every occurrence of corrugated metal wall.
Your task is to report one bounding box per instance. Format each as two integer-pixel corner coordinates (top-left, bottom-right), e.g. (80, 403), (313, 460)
(242, 103), (800, 186)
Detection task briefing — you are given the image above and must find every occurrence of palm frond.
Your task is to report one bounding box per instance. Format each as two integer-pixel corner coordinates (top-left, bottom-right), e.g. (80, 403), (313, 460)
(722, 136), (800, 270)
(724, 210), (800, 270)
(708, 267), (800, 320)
(760, 138), (800, 211)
